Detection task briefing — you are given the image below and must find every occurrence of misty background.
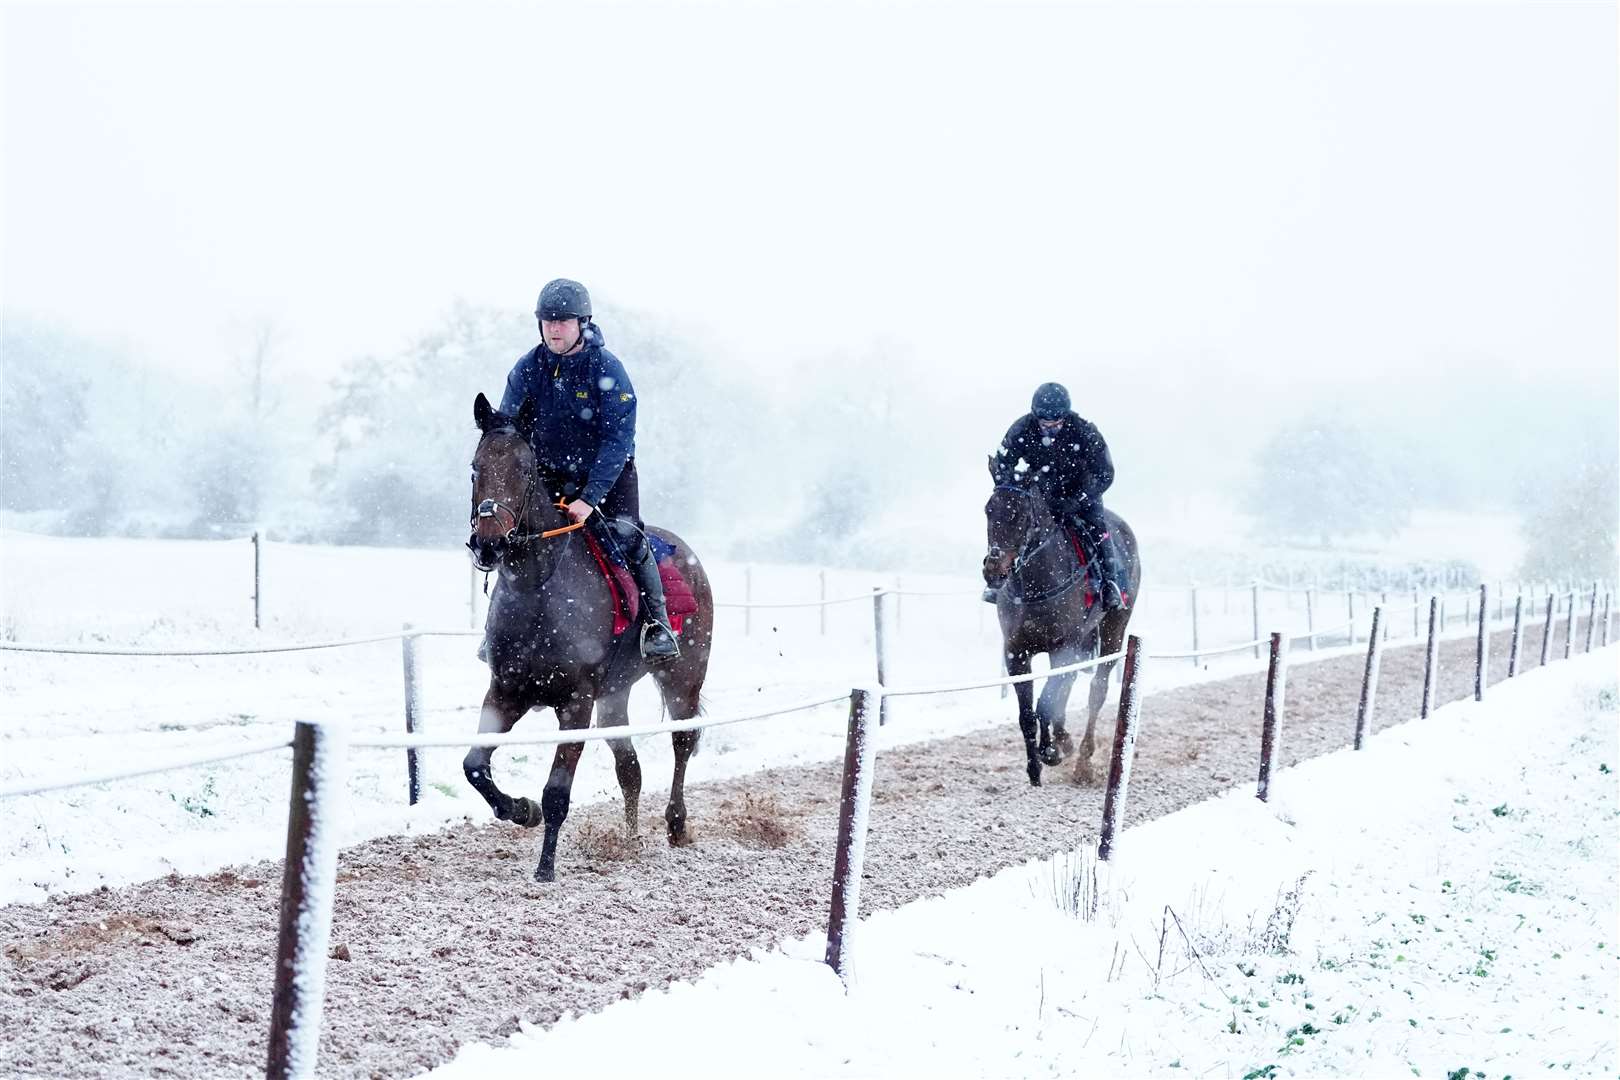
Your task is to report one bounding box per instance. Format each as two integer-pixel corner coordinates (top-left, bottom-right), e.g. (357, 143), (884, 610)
(3, 2), (1615, 588)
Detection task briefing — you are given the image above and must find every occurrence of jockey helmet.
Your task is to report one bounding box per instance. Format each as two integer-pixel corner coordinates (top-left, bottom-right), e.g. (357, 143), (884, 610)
(536, 279), (592, 321)
(1031, 382), (1071, 420)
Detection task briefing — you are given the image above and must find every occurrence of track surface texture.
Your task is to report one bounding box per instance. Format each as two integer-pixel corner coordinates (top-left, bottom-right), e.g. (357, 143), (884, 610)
(0, 622), (1589, 1078)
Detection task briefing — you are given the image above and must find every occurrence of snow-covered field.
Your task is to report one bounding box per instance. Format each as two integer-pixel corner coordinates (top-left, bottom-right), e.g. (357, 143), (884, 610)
(430, 647), (1619, 1080)
(0, 527), (1483, 906)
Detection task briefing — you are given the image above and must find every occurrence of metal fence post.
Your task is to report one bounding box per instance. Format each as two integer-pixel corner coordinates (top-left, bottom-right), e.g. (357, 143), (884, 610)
(1096, 634), (1146, 860)
(1585, 584), (1598, 653)
(1251, 582), (1261, 660)
(402, 624), (421, 806)
(1540, 591), (1554, 668)
(825, 686), (878, 986)
(1474, 584), (1488, 702)
(1354, 608), (1383, 750)
(1421, 596), (1440, 719)
(1189, 585), (1200, 664)
(872, 589), (890, 726)
(1563, 591), (1576, 660)
(253, 531), (263, 630)
(1256, 633), (1288, 801)
(1507, 594), (1524, 677)
(267, 720), (347, 1080)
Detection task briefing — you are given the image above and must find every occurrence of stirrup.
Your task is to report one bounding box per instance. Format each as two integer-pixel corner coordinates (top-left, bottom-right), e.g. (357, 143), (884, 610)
(639, 620), (680, 662)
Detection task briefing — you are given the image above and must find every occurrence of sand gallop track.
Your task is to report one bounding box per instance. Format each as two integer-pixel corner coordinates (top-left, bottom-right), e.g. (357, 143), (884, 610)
(0, 622), (1589, 1079)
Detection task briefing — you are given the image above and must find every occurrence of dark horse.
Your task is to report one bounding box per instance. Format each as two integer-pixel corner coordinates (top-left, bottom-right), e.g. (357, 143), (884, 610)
(464, 392), (714, 882)
(982, 459), (1141, 786)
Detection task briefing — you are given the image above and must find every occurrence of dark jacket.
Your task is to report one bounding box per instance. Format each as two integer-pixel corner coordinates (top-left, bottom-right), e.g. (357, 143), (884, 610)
(993, 411), (1114, 513)
(499, 323), (637, 508)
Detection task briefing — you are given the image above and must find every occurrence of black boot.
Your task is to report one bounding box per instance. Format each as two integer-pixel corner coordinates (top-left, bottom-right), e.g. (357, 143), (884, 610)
(1092, 533), (1128, 611)
(617, 523), (681, 664)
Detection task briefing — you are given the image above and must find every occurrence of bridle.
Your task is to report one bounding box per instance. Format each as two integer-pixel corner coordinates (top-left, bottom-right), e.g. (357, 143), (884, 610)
(467, 430), (584, 572)
(987, 482), (1085, 603)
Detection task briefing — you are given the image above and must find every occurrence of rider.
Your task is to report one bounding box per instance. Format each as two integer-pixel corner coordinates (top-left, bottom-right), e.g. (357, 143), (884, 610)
(496, 278), (681, 663)
(986, 381), (1128, 610)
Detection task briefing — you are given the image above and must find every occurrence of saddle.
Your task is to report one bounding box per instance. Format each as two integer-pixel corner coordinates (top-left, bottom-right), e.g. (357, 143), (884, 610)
(580, 529), (698, 637)
(1061, 525), (1129, 609)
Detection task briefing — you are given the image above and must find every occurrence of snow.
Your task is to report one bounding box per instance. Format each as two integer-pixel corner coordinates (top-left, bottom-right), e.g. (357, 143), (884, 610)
(285, 720), (346, 1080)
(424, 648), (1618, 1080)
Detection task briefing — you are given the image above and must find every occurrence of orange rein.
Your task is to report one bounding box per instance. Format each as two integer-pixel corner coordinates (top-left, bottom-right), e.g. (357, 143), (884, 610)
(539, 499), (587, 539)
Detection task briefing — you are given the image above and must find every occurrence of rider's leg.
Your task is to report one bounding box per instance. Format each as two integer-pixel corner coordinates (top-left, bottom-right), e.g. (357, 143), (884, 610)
(1072, 502), (1127, 610)
(595, 462), (679, 663)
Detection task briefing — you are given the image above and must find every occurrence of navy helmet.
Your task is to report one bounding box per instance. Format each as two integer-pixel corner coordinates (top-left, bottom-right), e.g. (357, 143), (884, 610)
(535, 278), (592, 321)
(1031, 382), (1071, 420)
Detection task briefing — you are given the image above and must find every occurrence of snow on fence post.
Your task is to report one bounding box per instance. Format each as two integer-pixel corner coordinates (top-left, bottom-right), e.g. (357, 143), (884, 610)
(1096, 634), (1146, 861)
(401, 624), (422, 806)
(1585, 584), (1598, 653)
(1353, 608), (1383, 750)
(253, 531), (263, 630)
(871, 589), (891, 727)
(267, 720), (347, 1080)
(1563, 591), (1576, 660)
(1474, 584), (1488, 702)
(1305, 588), (1316, 650)
(1507, 595), (1524, 678)
(1538, 592), (1554, 667)
(1189, 585), (1200, 664)
(1421, 596), (1440, 719)
(819, 570), (828, 636)
(1250, 582), (1261, 660)
(743, 565), (753, 636)
(1256, 632), (1289, 802)
(824, 686), (879, 986)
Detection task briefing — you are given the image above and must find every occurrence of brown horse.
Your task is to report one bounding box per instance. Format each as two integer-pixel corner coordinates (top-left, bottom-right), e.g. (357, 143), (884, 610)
(464, 392), (714, 882)
(982, 461), (1141, 786)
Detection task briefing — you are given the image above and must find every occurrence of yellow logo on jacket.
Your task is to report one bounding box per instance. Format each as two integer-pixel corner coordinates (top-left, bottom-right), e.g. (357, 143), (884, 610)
(575, 391), (589, 398)
(619, 393), (632, 402)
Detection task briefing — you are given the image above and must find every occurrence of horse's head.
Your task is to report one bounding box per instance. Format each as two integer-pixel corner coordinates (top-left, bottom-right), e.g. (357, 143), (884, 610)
(468, 392), (541, 571)
(983, 455), (1046, 588)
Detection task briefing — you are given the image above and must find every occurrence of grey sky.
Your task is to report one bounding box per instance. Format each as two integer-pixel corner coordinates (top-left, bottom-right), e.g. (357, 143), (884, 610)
(4, 1), (1615, 405)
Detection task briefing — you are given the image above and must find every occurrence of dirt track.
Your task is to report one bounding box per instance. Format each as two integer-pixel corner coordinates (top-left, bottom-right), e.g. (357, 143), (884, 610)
(0, 619), (1599, 1079)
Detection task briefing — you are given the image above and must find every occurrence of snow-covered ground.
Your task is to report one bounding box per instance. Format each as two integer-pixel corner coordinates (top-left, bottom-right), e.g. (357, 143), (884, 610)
(428, 647), (1619, 1080)
(0, 528), (1514, 906)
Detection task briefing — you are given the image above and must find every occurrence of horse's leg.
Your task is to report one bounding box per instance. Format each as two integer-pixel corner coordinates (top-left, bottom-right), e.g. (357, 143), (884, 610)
(595, 688), (641, 841)
(653, 663), (704, 847)
(462, 688), (540, 826)
(1076, 610), (1131, 784)
(535, 698), (593, 883)
(1007, 649), (1042, 786)
(1037, 642), (1085, 767)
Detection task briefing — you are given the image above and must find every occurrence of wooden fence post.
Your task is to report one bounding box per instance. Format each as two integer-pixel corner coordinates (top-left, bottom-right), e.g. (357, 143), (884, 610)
(1096, 634), (1146, 860)
(267, 721), (347, 1080)
(1563, 591), (1576, 660)
(1507, 595), (1524, 678)
(402, 624), (421, 806)
(1540, 592), (1554, 668)
(825, 686), (878, 985)
(1421, 596), (1440, 719)
(1353, 608), (1383, 750)
(1256, 633), (1289, 802)
(1474, 584), (1488, 702)
(1585, 584), (1598, 653)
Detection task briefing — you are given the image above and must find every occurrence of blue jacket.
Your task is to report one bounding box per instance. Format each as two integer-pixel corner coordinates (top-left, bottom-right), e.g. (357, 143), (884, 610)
(499, 323), (637, 507)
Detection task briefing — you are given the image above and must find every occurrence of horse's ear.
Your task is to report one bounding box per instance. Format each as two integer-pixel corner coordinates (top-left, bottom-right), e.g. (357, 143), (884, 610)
(515, 395), (536, 433)
(474, 392), (495, 432)
(987, 454), (998, 478)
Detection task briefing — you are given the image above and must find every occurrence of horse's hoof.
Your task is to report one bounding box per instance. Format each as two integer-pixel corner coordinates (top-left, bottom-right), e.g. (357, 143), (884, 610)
(1039, 744), (1063, 767)
(1055, 732), (1075, 755)
(533, 863), (555, 883)
(1027, 763), (1042, 786)
(510, 797), (542, 828)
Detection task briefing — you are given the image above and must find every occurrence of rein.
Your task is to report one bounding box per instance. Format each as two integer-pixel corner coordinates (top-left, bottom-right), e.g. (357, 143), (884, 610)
(993, 484), (1087, 604)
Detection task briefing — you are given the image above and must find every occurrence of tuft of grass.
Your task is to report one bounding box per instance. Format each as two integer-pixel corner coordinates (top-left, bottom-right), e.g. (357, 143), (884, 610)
(429, 781), (459, 799)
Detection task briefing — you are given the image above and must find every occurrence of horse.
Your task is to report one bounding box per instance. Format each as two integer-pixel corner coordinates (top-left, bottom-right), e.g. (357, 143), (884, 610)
(463, 392), (715, 882)
(981, 459), (1141, 786)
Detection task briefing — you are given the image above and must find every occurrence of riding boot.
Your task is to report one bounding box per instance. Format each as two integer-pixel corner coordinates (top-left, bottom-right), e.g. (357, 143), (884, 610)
(617, 525), (681, 664)
(1091, 531), (1128, 611)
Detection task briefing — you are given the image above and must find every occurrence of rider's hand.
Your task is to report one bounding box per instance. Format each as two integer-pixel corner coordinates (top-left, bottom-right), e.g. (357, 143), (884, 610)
(566, 499), (594, 524)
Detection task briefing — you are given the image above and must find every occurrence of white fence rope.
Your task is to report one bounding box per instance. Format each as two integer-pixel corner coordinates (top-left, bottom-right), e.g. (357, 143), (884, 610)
(884, 649), (1126, 698)
(0, 738), (293, 799)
